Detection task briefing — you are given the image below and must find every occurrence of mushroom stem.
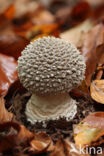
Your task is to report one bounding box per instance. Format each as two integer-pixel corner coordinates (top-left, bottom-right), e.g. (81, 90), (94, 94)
(25, 93), (77, 124)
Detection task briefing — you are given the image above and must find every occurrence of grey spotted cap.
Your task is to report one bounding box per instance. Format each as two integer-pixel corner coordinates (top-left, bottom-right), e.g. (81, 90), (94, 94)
(17, 36), (86, 95)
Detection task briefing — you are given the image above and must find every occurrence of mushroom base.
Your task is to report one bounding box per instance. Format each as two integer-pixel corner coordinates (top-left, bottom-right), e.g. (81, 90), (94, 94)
(25, 93), (77, 124)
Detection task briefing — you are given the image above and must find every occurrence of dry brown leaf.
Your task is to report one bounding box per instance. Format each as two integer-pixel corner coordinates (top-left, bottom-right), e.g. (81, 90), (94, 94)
(5, 79), (27, 115)
(56, 6), (72, 26)
(0, 53), (17, 96)
(17, 125), (34, 144)
(96, 69), (103, 80)
(0, 122), (20, 152)
(61, 23), (104, 87)
(4, 4), (15, 20)
(70, 1), (92, 26)
(0, 97), (13, 123)
(50, 139), (69, 156)
(81, 23), (104, 86)
(0, 4), (15, 25)
(71, 80), (90, 98)
(85, 0), (104, 7)
(27, 23), (59, 40)
(0, 0), (13, 14)
(30, 132), (54, 154)
(0, 35), (29, 59)
(32, 9), (55, 25)
(57, 1), (92, 29)
(50, 139), (89, 156)
(0, 122), (34, 152)
(14, 0), (39, 18)
(0, 2), (15, 29)
(60, 19), (93, 46)
(90, 80), (104, 104)
(0, 97), (34, 152)
(66, 139), (90, 156)
(30, 140), (50, 154)
(74, 112), (104, 148)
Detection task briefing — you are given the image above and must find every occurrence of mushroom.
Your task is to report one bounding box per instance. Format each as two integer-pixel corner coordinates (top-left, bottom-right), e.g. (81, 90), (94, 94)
(17, 36), (86, 124)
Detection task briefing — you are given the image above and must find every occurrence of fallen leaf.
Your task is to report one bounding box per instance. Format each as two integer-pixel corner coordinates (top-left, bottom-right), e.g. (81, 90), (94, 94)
(96, 67), (103, 80)
(90, 80), (104, 104)
(14, 0), (39, 18)
(0, 53), (17, 96)
(30, 132), (54, 154)
(60, 19), (93, 46)
(50, 139), (89, 156)
(0, 122), (20, 152)
(4, 4), (15, 20)
(0, 97), (13, 123)
(0, 35), (29, 59)
(61, 23), (104, 86)
(55, 6), (72, 26)
(0, 0), (13, 14)
(0, 4), (15, 25)
(41, 0), (78, 8)
(6, 79), (26, 100)
(5, 79), (28, 116)
(55, 0), (92, 29)
(93, 4), (104, 23)
(74, 112), (104, 148)
(71, 80), (90, 98)
(70, 1), (92, 25)
(0, 2), (15, 29)
(17, 125), (34, 144)
(0, 23), (15, 36)
(49, 139), (69, 156)
(66, 139), (90, 156)
(81, 23), (104, 86)
(61, 22), (104, 87)
(27, 23), (59, 40)
(85, 0), (104, 7)
(32, 9), (55, 25)
(0, 122), (34, 152)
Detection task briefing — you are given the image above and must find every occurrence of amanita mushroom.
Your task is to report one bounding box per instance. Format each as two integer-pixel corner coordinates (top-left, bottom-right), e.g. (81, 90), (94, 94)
(17, 36), (86, 124)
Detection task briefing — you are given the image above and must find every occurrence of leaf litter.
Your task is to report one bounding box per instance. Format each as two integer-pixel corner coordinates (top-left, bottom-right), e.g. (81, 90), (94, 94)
(0, 0), (104, 155)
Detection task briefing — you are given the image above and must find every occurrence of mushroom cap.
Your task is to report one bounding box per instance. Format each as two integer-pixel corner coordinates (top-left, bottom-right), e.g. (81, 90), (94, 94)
(17, 36), (86, 95)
